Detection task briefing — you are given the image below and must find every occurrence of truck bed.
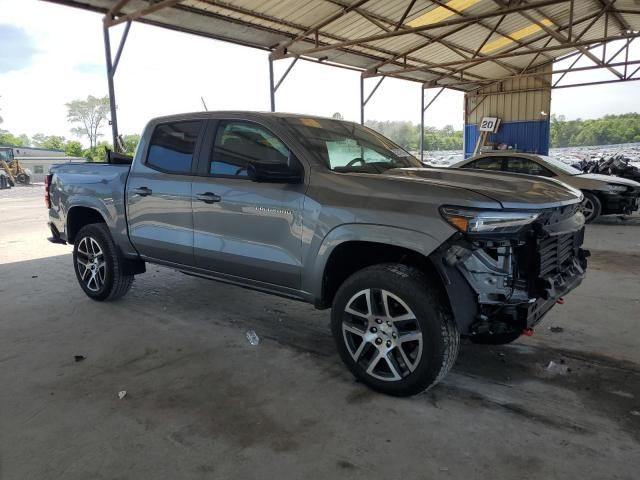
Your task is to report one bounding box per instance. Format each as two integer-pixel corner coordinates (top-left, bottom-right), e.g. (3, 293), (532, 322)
(48, 162), (135, 256)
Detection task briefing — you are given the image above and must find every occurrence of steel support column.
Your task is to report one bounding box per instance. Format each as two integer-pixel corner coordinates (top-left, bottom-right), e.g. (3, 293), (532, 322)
(360, 76), (364, 125)
(269, 57), (275, 112)
(360, 75), (385, 125)
(103, 20), (132, 152)
(420, 85), (424, 162)
(268, 56), (299, 112)
(420, 87), (445, 162)
(103, 24), (119, 151)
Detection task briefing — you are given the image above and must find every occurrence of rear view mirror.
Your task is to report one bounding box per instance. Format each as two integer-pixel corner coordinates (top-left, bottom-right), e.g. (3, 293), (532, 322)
(247, 155), (303, 184)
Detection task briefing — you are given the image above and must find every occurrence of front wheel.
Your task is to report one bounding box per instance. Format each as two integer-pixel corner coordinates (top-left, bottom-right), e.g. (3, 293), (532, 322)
(331, 264), (459, 397)
(581, 191), (601, 223)
(73, 223), (134, 301)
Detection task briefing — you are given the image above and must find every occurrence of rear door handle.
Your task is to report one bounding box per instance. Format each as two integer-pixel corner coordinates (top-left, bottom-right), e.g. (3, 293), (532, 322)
(133, 186), (152, 197)
(195, 192), (221, 204)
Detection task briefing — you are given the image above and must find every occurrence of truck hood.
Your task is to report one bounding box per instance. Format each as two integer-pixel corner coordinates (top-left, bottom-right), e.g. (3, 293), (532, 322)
(575, 173), (640, 188)
(384, 168), (582, 209)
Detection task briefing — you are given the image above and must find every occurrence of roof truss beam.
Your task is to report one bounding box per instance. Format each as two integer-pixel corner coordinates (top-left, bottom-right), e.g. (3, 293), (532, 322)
(426, 8), (604, 86)
(105, 0), (184, 27)
(429, 0), (555, 61)
(381, 32), (640, 75)
(599, 0), (632, 32)
(494, 0), (625, 79)
(185, 0), (489, 82)
(323, 1), (515, 80)
(280, 0), (569, 59)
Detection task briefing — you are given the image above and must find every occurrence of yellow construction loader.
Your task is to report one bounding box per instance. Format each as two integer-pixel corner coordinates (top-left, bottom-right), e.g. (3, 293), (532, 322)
(0, 147), (31, 186)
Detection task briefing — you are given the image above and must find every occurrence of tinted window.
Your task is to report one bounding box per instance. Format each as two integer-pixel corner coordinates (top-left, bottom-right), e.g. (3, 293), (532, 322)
(147, 120), (203, 174)
(210, 121), (289, 177)
(466, 157), (503, 170)
(504, 157), (553, 177)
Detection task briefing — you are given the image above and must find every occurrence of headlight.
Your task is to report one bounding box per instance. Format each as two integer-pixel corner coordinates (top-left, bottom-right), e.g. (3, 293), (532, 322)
(440, 207), (539, 234)
(602, 184), (627, 193)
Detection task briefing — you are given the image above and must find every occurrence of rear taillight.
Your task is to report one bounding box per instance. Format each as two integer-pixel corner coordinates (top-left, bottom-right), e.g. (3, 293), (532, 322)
(44, 174), (53, 208)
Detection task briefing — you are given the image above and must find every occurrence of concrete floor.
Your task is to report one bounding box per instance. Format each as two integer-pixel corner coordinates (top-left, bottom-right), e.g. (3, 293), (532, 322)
(1, 185), (639, 479)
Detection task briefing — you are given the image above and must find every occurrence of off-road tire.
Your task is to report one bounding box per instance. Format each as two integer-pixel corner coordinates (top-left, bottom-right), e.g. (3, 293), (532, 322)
(331, 263), (459, 397)
(73, 223), (134, 301)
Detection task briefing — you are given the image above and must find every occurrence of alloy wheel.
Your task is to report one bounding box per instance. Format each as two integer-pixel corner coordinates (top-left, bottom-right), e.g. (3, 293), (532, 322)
(341, 288), (423, 381)
(76, 236), (106, 292)
(581, 197), (595, 220)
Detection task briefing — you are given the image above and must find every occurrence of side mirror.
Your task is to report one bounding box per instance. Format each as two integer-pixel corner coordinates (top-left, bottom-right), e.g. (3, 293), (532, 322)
(247, 155), (303, 184)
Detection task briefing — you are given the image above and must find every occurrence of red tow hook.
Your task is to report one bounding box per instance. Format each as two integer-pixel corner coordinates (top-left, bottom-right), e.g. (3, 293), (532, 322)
(556, 297), (565, 305)
(522, 328), (534, 337)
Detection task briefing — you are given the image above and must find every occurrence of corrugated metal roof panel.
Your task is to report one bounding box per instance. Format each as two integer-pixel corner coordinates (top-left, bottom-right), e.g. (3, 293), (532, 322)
(42, 0), (640, 89)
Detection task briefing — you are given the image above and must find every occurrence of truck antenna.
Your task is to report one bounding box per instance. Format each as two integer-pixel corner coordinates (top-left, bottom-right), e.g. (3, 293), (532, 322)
(201, 97), (209, 111)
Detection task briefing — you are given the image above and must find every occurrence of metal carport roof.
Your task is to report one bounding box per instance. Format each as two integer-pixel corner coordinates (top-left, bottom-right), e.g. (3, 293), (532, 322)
(43, 0), (640, 90)
(41, 0), (640, 152)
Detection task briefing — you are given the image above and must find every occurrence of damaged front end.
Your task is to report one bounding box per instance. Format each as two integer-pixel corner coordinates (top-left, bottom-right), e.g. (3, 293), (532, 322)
(431, 204), (589, 340)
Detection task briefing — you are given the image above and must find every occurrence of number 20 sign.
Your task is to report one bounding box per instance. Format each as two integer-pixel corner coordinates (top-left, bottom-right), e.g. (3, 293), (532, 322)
(479, 117), (500, 132)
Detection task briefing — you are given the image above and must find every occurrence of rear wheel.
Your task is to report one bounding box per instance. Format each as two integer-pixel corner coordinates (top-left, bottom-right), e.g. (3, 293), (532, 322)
(581, 191), (601, 223)
(331, 264), (459, 397)
(73, 223), (134, 301)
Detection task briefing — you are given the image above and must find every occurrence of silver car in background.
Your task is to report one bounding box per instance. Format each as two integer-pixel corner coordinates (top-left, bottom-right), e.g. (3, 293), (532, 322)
(453, 152), (640, 222)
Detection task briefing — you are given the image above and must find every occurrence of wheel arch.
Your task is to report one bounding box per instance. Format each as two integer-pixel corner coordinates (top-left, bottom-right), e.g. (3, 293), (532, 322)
(308, 224), (448, 309)
(66, 206), (108, 243)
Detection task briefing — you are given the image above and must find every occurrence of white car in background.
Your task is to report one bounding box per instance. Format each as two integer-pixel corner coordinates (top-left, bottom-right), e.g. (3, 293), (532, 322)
(452, 152), (640, 223)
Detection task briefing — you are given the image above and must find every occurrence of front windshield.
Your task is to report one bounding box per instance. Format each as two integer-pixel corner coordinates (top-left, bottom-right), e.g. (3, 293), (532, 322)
(539, 155), (582, 175)
(280, 116), (422, 174)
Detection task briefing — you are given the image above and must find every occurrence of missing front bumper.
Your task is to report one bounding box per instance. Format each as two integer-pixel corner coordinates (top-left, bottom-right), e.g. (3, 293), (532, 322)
(432, 227), (588, 336)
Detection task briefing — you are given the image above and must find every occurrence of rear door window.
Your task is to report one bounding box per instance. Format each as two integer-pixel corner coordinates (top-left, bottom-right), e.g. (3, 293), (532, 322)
(146, 120), (203, 174)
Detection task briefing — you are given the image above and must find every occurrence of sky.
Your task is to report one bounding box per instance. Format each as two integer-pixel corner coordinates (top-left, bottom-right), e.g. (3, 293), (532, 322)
(1, 0), (639, 146)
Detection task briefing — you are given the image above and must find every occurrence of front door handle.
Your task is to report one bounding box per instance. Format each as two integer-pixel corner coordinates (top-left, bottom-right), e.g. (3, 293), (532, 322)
(195, 192), (221, 204)
(133, 186), (152, 197)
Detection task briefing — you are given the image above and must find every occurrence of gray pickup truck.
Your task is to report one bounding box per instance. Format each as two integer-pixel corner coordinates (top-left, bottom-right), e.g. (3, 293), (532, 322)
(47, 112), (588, 396)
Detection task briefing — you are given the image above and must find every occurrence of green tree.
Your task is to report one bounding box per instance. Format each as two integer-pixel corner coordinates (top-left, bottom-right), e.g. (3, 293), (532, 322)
(120, 134), (140, 156)
(66, 95), (110, 149)
(365, 120), (463, 152)
(64, 140), (84, 157)
(0, 130), (28, 147)
(31, 133), (46, 147)
(550, 113), (640, 147)
(32, 134), (66, 150)
(40, 135), (66, 151)
(83, 141), (111, 162)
